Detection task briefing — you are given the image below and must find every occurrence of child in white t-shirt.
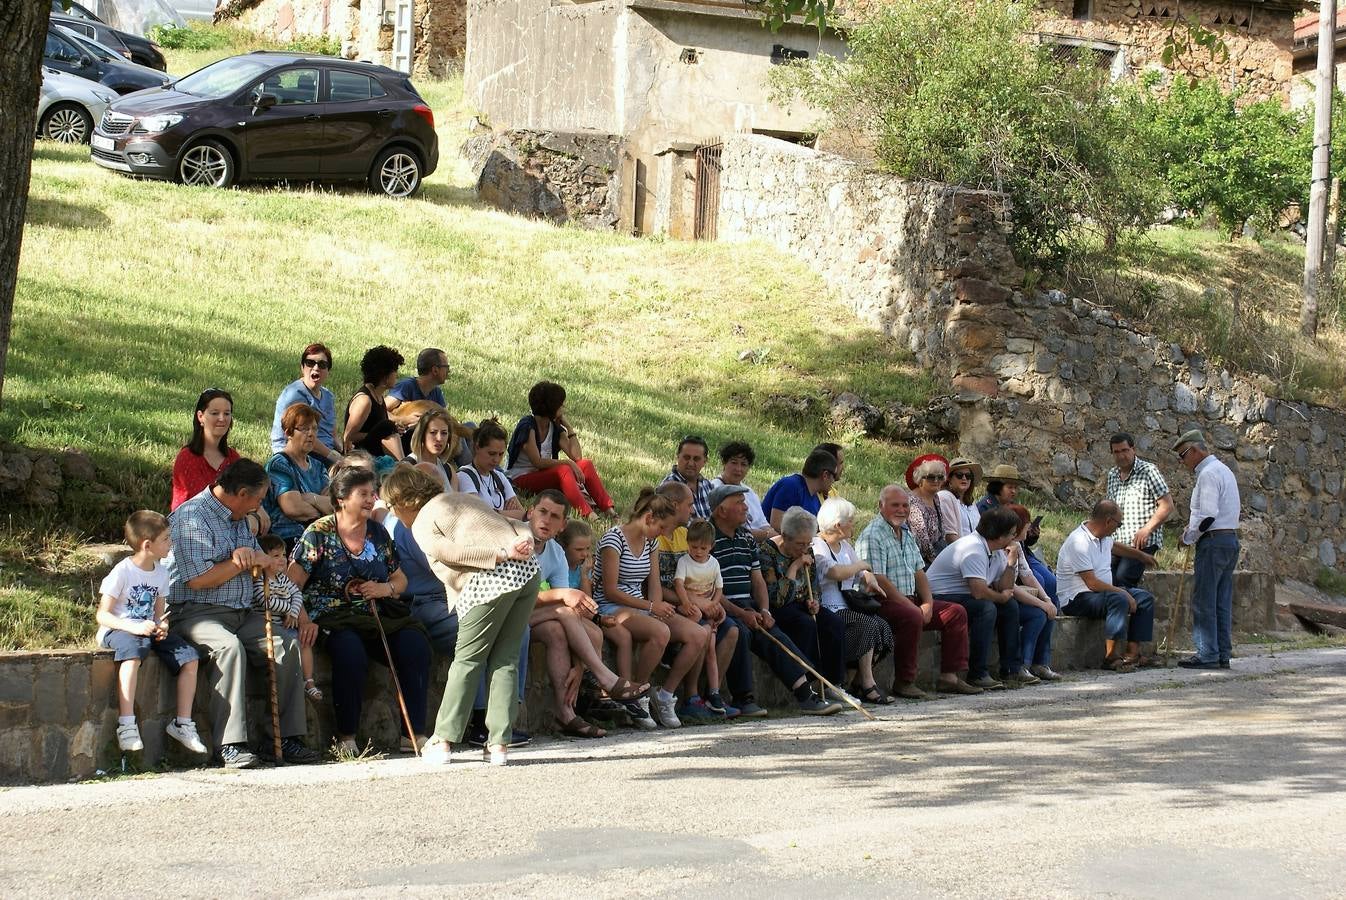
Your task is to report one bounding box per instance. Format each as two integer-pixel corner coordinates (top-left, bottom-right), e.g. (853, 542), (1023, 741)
(96, 510), (206, 755)
(673, 521), (737, 718)
(255, 534), (321, 701)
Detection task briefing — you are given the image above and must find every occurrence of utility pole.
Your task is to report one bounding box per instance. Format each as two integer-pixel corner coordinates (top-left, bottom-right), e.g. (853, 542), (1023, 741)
(1303, 0), (1336, 339)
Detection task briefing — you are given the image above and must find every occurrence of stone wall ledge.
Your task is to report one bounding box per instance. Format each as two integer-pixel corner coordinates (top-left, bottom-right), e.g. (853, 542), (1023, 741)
(0, 574), (1272, 784)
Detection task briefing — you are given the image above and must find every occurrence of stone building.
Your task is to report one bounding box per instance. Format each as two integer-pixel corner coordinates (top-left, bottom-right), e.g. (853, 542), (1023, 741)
(464, 0), (846, 236)
(224, 0), (465, 78)
(1034, 0), (1302, 102)
(1288, 9), (1346, 107)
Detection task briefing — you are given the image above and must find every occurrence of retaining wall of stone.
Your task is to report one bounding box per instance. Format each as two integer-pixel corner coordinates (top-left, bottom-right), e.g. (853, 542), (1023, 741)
(1, 569), (1272, 784)
(716, 134), (1344, 581)
(462, 128), (623, 229)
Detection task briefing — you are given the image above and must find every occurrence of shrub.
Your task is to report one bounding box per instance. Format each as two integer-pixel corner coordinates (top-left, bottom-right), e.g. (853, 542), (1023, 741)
(281, 34), (341, 56)
(148, 22), (233, 51)
(772, 0), (1163, 266)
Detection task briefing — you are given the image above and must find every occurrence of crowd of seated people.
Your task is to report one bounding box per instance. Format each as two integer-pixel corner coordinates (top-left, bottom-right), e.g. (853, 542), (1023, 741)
(146, 343), (1167, 768)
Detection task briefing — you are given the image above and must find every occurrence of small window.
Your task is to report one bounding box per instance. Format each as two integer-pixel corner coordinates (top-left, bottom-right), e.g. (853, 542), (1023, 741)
(1071, 0), (1091, 20)
(328, 70), (386, 103)
(45, 32), (81, 62)
(255, 67), (321, 105)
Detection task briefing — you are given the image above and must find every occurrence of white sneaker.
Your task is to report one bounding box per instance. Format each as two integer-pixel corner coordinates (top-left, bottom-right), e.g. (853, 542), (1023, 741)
(421, 739), (453, 766)
(825, 686), (861, 708)
(487, 745), (508, 766)
(116, 722), (143, 752)
(165, 719), (207, 754)
(624, 699), (657, 731)
(651, 691), (682, 728)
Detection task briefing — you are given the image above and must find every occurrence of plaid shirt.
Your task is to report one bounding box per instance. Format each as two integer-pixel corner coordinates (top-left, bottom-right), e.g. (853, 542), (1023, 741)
(167, 487), (262, 609)
(854, 515), (924, 597)
(1106, 457), (1170, 550)
(661, 467), (713, 521)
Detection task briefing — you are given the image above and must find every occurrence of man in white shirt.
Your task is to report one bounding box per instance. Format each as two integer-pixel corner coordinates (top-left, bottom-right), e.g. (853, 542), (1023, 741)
(924, 505), (1022, 690)
(1056, 500), (1157, 670)
(1173, 430), (1242, 670)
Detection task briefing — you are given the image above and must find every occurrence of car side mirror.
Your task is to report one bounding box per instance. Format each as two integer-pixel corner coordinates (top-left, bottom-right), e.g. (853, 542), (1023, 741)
(252, 92), (278, 112)
(79, 54), (94, 68)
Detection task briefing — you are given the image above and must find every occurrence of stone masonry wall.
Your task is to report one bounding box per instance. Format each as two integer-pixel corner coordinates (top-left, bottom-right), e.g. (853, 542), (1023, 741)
(462, 128), (623, 229)
(717, 133), (1344, 580)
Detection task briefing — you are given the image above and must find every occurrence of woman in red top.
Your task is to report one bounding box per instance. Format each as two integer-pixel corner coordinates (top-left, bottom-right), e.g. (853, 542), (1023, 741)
(170, 388), (241, 510)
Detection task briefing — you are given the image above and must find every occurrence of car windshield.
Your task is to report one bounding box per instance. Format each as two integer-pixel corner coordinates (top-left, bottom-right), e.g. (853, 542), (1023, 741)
(58, 27), (117, 62)
(175, 56), (274, 98)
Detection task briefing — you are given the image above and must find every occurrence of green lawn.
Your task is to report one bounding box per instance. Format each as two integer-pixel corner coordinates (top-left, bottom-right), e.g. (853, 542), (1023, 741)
(4, 55), (953, 647)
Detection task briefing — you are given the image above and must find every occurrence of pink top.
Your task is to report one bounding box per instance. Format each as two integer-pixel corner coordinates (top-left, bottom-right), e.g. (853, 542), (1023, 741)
(171, 446), (240, 510)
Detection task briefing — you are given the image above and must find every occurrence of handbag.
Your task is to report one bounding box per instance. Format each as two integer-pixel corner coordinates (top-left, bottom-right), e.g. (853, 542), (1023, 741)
(841, 587), (882, 615)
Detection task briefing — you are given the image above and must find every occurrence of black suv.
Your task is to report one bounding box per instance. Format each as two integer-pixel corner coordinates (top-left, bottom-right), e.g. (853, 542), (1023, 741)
(90, 52), (439, 198)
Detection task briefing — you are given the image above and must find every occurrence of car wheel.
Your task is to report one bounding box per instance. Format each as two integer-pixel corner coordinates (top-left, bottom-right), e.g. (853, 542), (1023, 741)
(177, 139), (235, 188)
(370, 147), (422, 198)
(40, 103), (93, 144)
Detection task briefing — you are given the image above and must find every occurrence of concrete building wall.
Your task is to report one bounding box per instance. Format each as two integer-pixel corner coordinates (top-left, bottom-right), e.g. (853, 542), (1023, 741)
(465, 0), (624, 134)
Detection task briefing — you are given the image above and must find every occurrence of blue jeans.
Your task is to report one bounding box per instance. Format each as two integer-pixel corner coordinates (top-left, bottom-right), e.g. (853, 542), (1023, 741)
(1191, 533), (1239, 663)
(1018, 602), (1056, 668)
(410, 594), (529, 705)
(1111, 555), (1151, 589)
(724, 612), (809, 699)
(1026, 552), (1058, 604)
(940, 593), (1019, 680)
(1062, 588), (1155, 643)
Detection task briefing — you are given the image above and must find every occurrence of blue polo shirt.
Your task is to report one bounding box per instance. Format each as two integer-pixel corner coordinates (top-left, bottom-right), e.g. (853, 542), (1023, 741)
(391, 516), (445, 603)
(761, 473), (819, 521)
(269, 380), (337, 454)
(387, 377), (445, 407)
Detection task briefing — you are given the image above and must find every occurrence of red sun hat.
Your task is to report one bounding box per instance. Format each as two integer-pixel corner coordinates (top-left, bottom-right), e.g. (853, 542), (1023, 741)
(904, 453), (950, 490)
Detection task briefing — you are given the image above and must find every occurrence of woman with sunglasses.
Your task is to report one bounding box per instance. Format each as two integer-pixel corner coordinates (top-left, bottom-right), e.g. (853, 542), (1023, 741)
(171, 388), (245, 511)
(269, 343), (344, 467)
(904, 454), (950, 565)
(937, 457), (983, 547)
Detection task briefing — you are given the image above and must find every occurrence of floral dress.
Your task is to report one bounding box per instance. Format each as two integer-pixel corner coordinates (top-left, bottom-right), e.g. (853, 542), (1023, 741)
(291, 515), (400, 622)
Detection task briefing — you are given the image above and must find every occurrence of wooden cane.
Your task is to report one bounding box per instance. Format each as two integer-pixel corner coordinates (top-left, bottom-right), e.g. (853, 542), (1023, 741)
(1163, 542), (1195, 664)
(756, 622), (876, 721)
(803, 565), (825, 699)
(368, 595), (419, 755)
(254, 566), (283, 763)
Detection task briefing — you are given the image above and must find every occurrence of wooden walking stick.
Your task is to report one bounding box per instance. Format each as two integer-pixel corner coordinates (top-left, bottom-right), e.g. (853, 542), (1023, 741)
(755, 622), (876, 721)
(253, 566), (283, 763)
(1163, 542), (1194, 665)
(804, 565), (825, 700)
(367, 593), (419, 755)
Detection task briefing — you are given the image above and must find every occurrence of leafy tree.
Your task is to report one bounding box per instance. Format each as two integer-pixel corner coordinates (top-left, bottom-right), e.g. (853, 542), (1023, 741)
(772, 0), (1162, 265)
(1136, 78), (1308, 237)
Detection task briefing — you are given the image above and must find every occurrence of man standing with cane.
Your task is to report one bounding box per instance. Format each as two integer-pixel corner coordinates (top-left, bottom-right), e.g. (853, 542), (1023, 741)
(1173, 430), (1242, 670)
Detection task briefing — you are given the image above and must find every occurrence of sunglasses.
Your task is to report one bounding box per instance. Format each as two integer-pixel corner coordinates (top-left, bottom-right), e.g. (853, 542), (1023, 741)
(302, 358), (332, 370)
(950, 471), (972, 479)
(922, 474), (946, 482)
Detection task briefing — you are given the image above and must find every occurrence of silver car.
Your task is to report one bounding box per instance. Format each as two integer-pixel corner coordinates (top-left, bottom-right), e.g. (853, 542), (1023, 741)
(37, 65), (116, 143)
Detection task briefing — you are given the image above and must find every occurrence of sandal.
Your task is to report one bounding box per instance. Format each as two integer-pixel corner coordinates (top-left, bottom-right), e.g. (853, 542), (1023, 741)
(855, 684), (895, 705)
(1122, 654), (1163, 669)
(605, 676), (649, 701)
(1102, 656), (1135, 672)
(305, 678), (324, 702)
(557, 715), (607, 739)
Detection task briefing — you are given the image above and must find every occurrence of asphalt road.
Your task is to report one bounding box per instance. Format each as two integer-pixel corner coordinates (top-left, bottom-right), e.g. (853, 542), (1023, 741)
(2, 648), (1343, 899)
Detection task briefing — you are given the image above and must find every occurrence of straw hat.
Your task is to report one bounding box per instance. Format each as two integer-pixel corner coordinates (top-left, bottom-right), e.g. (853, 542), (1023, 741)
(947, 457), (983, 480)
(985, 463), (1023, 484)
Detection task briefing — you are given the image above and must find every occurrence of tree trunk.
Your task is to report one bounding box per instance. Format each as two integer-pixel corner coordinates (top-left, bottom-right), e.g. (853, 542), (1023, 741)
(0, 0), (52, 412)
(1302, 0), (1336, 339)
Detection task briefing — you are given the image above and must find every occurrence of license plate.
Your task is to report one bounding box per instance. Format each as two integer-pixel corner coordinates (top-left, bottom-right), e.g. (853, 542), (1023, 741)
(91, 135), (115, 152)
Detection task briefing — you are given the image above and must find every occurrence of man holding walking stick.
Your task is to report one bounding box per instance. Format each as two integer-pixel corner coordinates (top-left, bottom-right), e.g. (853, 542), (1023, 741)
(168, 460), (319, 769)
(1173, 430), (1242, 670)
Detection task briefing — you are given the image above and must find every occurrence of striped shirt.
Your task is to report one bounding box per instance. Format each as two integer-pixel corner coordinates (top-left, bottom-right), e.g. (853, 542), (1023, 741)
(711, 523), (761, 606)
(167, 487), (262, 610)
(1106, 457), (1170, 549)
(591, 526), (655, 604)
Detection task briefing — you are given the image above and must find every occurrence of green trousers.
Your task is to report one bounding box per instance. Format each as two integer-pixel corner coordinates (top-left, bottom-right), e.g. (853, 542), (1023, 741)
(433, 574), (539, 747)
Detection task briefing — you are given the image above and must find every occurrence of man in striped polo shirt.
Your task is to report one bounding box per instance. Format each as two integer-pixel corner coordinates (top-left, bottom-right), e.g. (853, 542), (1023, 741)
(709, 484), (841, 718)
(1105, 432), (1174, 589)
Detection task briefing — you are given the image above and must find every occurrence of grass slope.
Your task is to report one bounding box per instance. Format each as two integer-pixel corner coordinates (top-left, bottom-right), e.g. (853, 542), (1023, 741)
(5, 67), (942, 647)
